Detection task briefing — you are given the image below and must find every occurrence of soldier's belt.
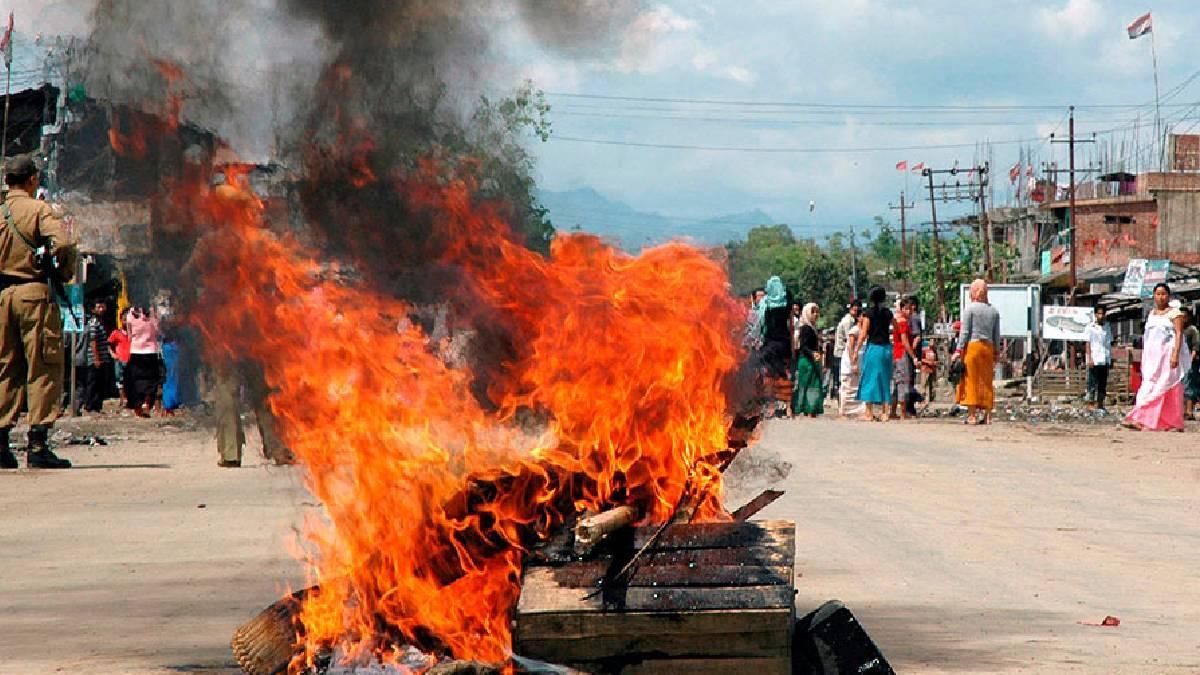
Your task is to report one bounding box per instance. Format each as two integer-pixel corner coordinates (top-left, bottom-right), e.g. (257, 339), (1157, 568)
(0, 275), (46, 291)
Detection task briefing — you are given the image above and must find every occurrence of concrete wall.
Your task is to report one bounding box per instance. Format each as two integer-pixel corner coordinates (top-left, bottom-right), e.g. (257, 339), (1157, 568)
(62, 200), (151, 256)
(1154, 191), (1200, 264)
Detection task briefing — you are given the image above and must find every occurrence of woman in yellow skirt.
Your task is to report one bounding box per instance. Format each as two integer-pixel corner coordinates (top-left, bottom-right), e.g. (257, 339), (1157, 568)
(953, 279), (1000, 425)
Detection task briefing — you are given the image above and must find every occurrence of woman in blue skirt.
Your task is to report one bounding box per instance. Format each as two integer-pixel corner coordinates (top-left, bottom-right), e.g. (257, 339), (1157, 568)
(856, 286), (894, 421)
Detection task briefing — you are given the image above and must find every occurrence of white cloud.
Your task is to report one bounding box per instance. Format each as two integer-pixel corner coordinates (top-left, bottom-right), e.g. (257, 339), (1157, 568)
(612, 5), (697, 72)
(718, 65), (756, 84)
(1036, 0), (1105, 40)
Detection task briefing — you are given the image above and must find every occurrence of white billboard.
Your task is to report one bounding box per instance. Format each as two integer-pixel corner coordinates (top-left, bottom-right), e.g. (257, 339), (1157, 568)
(1042, 305), (1094, 342)
(958, 284), (1040, 338)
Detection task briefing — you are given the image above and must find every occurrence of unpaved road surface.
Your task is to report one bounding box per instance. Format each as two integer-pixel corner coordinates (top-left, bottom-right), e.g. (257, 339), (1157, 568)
(730, 417), (1200, 674)
(1, 413), (1198, 674)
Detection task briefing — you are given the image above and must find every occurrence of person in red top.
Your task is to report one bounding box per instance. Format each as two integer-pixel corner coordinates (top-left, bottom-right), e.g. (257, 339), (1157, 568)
(107, 308), (132, 407)
(889, 297), (919, 420)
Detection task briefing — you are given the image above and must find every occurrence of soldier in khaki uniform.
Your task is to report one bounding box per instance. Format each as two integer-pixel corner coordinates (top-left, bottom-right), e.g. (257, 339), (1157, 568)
(0, 155), (77, 469)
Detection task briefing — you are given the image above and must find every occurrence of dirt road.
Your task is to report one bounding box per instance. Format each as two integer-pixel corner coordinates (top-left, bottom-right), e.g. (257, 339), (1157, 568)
(1, 414), (1197, 674)
(733, 417), (1200, 674)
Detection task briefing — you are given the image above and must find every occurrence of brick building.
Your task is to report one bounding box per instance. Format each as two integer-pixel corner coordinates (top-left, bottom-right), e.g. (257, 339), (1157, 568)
(1033, 172), (1200, 276)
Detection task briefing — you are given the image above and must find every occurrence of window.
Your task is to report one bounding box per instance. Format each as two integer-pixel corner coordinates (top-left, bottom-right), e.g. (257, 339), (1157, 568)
(1103, 215), (1134, 225)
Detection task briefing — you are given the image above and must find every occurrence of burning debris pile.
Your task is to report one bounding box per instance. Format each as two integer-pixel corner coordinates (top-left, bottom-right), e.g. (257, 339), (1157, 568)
(78, 1), (797, 672)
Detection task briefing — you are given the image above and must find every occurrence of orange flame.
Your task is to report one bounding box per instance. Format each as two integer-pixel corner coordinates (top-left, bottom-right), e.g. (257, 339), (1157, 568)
(177, 140), (741, 672)
(108, 59), (186, 158)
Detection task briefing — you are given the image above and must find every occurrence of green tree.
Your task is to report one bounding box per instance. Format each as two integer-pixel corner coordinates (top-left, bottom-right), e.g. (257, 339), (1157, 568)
(726, 225), (867, 327)
(907, 230), (1017, 320)
(462, 82), (555, 252)
(726, 224), (798, 296)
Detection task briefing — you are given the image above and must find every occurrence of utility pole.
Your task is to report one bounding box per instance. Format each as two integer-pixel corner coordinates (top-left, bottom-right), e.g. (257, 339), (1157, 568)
(1050, 106), (1095, 304)
(924, 169), (947, 322)
(849, 225), (859, 301)
(922, 164), (990, 321)
(889, 192), (916, 291)
(978, 162), (993, 281)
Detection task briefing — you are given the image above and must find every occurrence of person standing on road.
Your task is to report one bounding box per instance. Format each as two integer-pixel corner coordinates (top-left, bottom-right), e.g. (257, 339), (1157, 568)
(107, 308), (132, 408)
(890, 297), (918, 421)
(1124, 284), (1191, 431)
(80, 299), (113, 414)
(837, 302), (865, 418)
(791, 302), (824, 417)
(758, 276), (793, 417)
(1183, 306), (1200, 421)
(742, 288), (766, 350)
(124, 306), (161, 417)
(905, 296), (924, 416)
(1084, 305), (1113, 412)
(954, 279), (1001, 425)
(856, 286), (894, 422)
(831, 300), (860, 400)
(0, 154), (77, 469)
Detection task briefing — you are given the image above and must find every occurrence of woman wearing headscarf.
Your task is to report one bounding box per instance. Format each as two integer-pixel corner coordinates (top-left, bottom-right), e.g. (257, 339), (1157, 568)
(1123, 283), (1192, 431)
(758, 276), (793, 416)
(837, 301), (865, 418)
(791, 302), (824, 417)
(856, 286), (893, 421)
(954, 278), (1001, 425)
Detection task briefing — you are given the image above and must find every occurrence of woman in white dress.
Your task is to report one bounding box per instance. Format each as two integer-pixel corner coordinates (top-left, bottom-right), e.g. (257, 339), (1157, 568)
(838, 315), (864, 418)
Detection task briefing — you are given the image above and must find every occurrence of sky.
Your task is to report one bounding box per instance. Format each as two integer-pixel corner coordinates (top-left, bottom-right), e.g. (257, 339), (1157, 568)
(18, 0), (1200, 240)
(495, 0), (1200, 238)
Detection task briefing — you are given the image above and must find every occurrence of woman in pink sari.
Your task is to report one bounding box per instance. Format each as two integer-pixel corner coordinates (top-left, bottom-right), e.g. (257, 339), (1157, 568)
(1124, 283), (1192, 432)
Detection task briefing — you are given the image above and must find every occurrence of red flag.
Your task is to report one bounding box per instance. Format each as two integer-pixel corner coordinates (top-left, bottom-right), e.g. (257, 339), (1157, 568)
(895, 160), (907, 172)
(1127, 12), (1152, 40)
(910, 162), (925, 173)
(1009, 163), (1020, 183)
(0, 13), (12, 68)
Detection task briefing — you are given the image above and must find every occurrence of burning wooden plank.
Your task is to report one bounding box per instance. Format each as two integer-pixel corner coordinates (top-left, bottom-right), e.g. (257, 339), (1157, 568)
(514, 519), (796, 674)
(573, 506), (638, 556)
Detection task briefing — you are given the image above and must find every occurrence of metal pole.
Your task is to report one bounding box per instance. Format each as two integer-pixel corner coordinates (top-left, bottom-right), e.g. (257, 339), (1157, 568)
(898, 192), (908, 290)
(849, 225), (858, 301)
(1, 60), (11, 161)
(890, 193), (913, 292)
(1068, 105), (1077, 303)
(926, 169), (947, 322)
(69, 258), (80, 416)
(1150, 27), (1163, 170)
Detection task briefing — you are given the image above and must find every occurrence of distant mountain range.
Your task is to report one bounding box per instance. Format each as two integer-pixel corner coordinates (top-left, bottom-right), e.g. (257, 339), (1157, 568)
(537, 187), (775, 251)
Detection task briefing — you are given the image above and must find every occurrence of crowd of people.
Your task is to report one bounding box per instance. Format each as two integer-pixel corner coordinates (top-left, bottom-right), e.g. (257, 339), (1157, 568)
(745, 277), (941, 423)
(70, 298), (186, 418)
(0, 156), (201, 467)
(745, 275), (1199, 433)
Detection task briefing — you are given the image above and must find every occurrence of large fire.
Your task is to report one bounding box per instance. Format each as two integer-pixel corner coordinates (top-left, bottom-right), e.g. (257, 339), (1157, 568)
(180, 160), (745, 670)
(109, 61), (745, 668)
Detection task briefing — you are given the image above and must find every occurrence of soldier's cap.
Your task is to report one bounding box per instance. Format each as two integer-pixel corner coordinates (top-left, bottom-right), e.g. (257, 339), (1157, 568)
(4, 153), (44, 179)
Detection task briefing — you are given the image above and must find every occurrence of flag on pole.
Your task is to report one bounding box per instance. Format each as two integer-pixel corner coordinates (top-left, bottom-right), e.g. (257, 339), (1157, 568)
(1127, 11), (1152, 40)
(1009, 163), (1021, 183)
(895, 160), (908, 172)
(0, 13), (13, 68)
(1026, 164), (1035, 177)
(910, 162), (925, 173)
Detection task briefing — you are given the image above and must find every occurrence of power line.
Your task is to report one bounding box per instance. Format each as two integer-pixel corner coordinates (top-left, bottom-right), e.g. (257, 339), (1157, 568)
(545, 91), (1200, 112)
(550, 109), (1138, 128)
(550, 134), (1049, 154)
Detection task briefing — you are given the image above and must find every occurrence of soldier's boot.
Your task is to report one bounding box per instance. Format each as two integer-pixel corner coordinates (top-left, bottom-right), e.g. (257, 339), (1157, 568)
(26, 425), (71, 469)
(0, 427), (16, 469)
